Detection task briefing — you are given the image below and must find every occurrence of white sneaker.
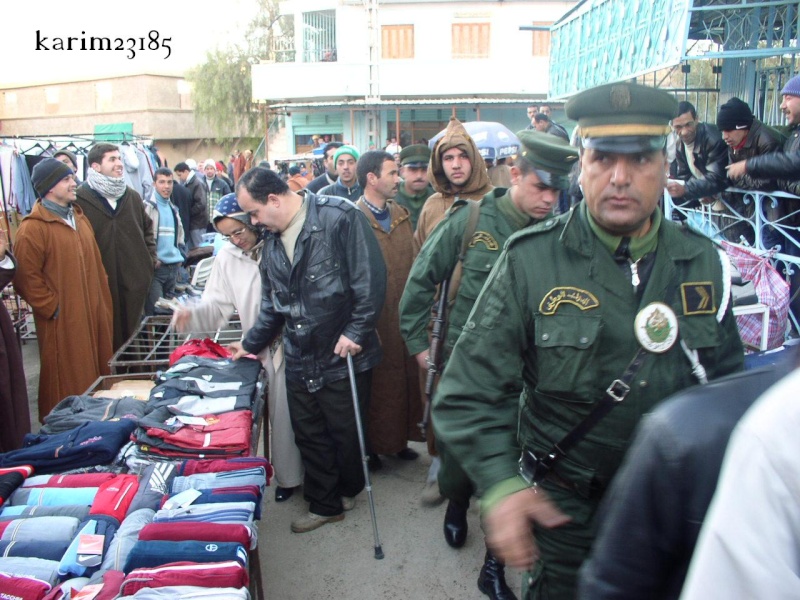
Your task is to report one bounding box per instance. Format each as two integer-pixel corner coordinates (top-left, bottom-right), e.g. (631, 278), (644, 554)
(342, 496), (356, 511)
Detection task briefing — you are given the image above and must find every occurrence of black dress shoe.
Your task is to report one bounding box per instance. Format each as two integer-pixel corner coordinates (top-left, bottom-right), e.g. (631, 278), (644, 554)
(274, 486), (295, 502)
(443, 500), (468, 548)
(478, 550), (518, 600)
(367, 453), (383, 472)
(395, 447), (419, 461)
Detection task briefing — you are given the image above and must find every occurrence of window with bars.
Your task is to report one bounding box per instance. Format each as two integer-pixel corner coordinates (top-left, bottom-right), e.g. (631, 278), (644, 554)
(452, 22), (490, 59)
(531, 22), (552, 56)
(302, 10), (337, 63)
(382, 25), (414, 59)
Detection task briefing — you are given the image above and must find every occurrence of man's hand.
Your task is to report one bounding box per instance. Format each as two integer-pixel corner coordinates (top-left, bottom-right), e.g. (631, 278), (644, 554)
(171, 308), (192, 333)
(228, 341), (249, 361)
(154, 259), (162, 270)
(484, 487), (571, 570)
(726, 161), (747, 180)
(666, 182), (686, 198)
(414, 349), (430, 371)
(334, 334), (362, 358)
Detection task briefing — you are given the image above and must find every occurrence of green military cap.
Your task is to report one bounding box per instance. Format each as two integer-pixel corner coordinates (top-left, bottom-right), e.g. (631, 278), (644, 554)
(565, 82), (678, 153)
(399, 144), (431, 167)
(516, 130), (579, 190)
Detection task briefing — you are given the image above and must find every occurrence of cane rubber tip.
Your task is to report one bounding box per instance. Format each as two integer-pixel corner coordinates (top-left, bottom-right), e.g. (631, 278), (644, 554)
(374, 547), (385, 560)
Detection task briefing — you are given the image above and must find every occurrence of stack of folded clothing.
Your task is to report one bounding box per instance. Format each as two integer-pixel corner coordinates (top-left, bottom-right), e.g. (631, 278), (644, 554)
(0, 457), (270, 599)
(40, 395), (148, 434)
(132, 357), (263, 459)
(0, 472), (141, 599)
(0, 419), (138, 473)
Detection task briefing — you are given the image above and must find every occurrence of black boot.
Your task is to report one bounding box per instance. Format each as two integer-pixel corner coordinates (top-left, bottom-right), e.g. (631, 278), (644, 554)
(478, 550), (518, 600)
(443, 499), (468, 548)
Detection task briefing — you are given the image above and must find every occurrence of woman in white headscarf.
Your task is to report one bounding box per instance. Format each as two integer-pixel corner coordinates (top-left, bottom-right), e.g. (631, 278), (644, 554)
(173, 193), (303, 501)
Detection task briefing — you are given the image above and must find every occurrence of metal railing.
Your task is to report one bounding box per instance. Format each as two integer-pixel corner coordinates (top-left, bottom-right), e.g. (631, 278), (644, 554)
(665, 187), (800, 337)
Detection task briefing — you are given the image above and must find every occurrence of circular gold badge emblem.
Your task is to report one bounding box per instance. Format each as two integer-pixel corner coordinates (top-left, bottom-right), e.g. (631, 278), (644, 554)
(634, 302), (678, 353)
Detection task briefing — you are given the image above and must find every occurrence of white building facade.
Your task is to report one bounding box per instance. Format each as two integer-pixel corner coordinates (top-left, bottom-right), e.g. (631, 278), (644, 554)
(252, 0), (575, 154)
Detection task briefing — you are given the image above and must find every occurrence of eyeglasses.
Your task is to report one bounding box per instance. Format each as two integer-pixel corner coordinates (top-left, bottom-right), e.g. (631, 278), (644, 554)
(221, 227), (249, 242)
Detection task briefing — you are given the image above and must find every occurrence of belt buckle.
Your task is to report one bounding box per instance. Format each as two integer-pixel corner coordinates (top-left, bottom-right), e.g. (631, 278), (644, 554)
(519, 449), (552, 486)
(518, 450), (537, 486)
(606, 379), (630, 402)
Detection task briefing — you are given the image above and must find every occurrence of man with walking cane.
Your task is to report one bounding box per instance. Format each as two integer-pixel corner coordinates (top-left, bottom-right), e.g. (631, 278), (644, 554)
(229, 167), (387, 534)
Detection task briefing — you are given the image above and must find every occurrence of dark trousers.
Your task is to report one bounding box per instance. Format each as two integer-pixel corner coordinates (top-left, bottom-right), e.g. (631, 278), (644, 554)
(287, 370), (372, 517)
(145, 263), (180, 315)
(436, 439), (474, 506)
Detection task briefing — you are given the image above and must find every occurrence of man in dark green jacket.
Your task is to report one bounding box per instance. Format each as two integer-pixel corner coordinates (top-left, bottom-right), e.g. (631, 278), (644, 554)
(399, 131), (579, 600)
(394, 144), (435, 230)
(433, 82), (744, 600)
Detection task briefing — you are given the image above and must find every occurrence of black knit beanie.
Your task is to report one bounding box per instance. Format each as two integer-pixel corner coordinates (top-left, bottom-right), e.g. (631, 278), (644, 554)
(716, 97), (754, 131)
(31, 158), (74, 198)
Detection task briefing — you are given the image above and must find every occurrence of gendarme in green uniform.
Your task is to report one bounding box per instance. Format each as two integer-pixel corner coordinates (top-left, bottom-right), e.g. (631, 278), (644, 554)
(401, 187), (530, 359)
(432, 82), (745, 600)
(395, 144), (435, 231)
(400, 131), (580, 599)
(395, 182), (435, 230)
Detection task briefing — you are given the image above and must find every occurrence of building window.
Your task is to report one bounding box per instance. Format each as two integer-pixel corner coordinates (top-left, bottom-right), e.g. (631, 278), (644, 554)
(531, 22), (552, 56)
(382, 25), (414, 59)
(452, 22), (490, 59)
(303, 10), (336, 62)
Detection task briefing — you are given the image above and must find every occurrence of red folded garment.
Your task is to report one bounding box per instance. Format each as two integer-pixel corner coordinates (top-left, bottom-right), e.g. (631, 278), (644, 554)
(177, 456), (272, 480)
(138, 521), (253, 548)
(89, 474), (140, 521)
(169, 338), (232, 365)
(0, 465), (34, 508)
(0, 572), (50, 600)
(119, 560), (248, 596)
(23, 472), (117, 488)
(144, 410), (252, 455)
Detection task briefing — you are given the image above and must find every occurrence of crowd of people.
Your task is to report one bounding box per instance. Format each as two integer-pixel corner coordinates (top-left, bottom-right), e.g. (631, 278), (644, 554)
(2, 75), (799, 600)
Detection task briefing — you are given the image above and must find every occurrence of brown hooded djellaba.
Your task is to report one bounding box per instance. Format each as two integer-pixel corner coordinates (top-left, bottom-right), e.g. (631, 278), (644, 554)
(0, 255), (31, 451)
(13, 202), (114, 421)
(356, 199), (424, 454)
(412, 117), (493, 255)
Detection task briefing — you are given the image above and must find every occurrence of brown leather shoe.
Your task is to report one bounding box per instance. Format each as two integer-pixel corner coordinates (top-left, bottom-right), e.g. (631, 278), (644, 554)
(290, 512), (345, 533)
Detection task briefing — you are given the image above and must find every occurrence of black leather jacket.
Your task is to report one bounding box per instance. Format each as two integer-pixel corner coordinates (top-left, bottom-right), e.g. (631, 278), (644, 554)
(746, 124), (800, 196)
(670, 122), (728, 201)
(578, 360), (790, 600)
(727, 119), (785, 191)
(242, 193), (386, 392)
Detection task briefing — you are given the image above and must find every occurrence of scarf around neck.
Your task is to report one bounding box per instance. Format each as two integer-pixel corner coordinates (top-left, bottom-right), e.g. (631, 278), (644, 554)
(87, 168), (127, 199)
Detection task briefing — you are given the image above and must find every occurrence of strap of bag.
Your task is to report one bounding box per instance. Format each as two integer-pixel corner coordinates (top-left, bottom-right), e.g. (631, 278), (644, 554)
(447, 199), (481, 302)
(519, 346), (649, 486)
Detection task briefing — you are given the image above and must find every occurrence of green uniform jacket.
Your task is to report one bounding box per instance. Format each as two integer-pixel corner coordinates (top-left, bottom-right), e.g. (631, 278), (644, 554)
(395, 182), (435, 231)
(433, 205), (744, 522)
(400, 188), (529, 360)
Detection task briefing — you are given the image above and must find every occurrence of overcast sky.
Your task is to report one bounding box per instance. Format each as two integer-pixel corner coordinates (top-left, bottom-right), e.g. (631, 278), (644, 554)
(3, 0), (257, 88)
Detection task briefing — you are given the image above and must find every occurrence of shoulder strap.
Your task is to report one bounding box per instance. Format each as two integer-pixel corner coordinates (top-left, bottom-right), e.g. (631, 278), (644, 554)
(447, 198), (482, 302)
(458, 199), (481, 263)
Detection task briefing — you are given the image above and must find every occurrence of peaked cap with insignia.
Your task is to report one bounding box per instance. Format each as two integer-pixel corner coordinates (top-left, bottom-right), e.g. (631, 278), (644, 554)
(515, 130), (578, 190)
(565, 81), (678, 153)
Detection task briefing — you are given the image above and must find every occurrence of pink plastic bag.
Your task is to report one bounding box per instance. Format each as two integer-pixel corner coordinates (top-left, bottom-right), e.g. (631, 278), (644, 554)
(722, 241), (789, 350)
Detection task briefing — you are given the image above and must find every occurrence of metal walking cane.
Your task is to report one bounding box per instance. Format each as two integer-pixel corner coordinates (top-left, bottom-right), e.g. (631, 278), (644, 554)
(346, 353), (385, 559)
